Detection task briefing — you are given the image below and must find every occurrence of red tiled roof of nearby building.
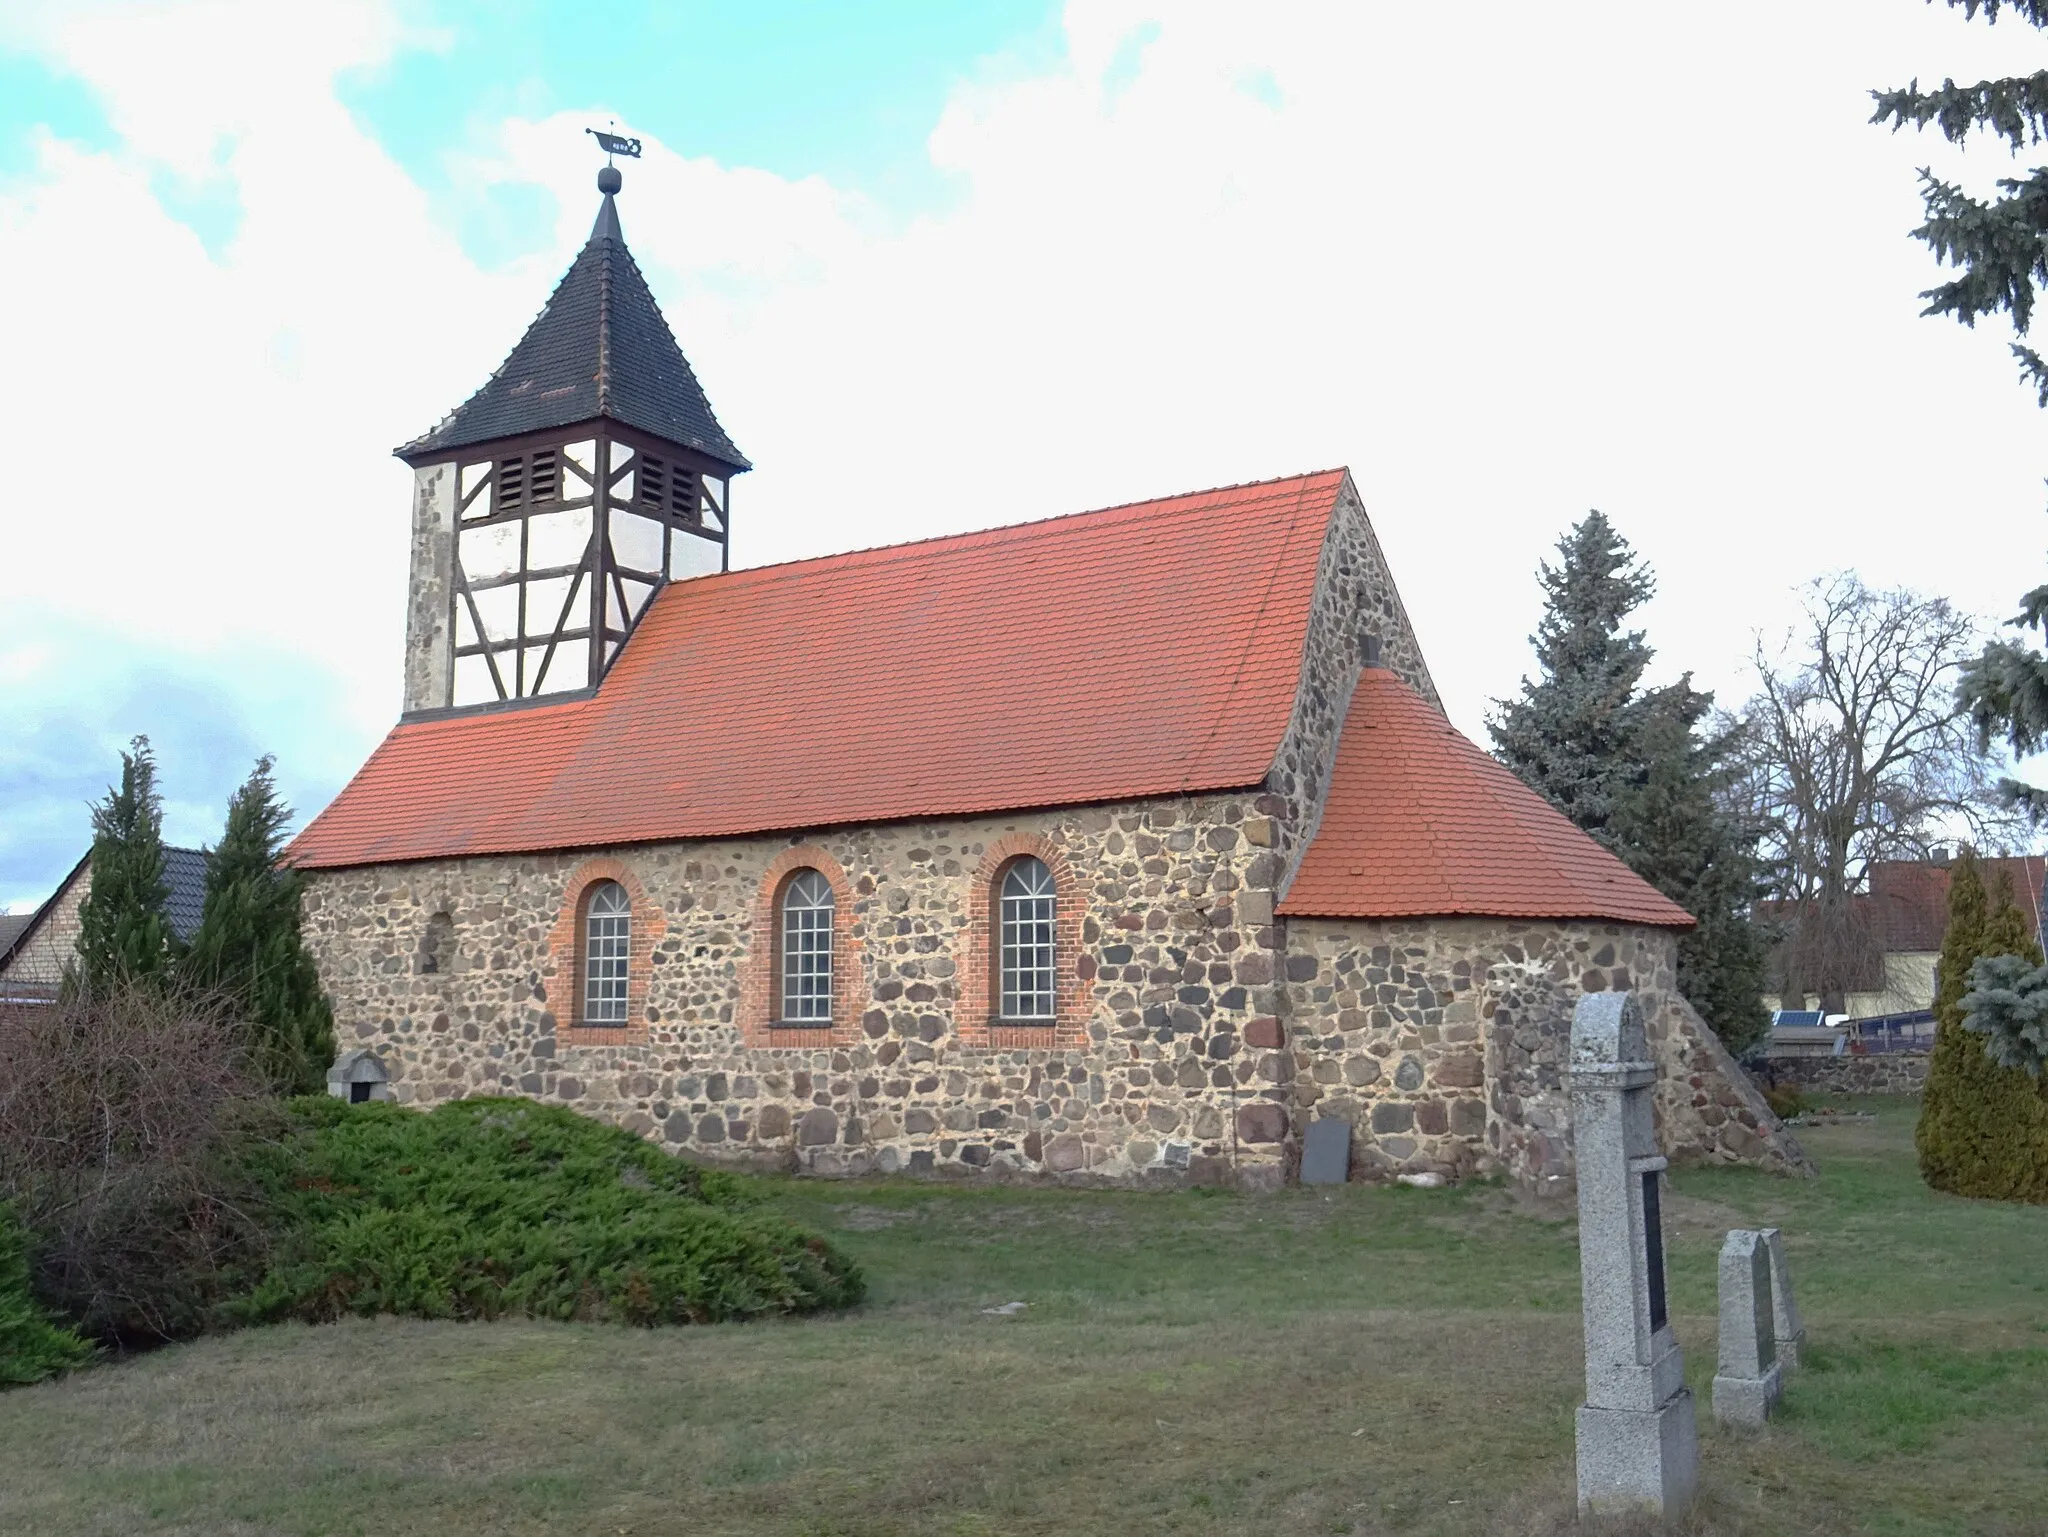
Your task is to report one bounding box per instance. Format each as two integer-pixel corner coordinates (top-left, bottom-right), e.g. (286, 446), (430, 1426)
(289, 471), (1352, 870)
(1867, 856), (2046, 952)
(1277, 669), (1694, 927)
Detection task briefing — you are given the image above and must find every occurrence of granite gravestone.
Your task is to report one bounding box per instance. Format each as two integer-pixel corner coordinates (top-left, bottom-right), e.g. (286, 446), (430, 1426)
(1301, 1118), (1351, 1186)
(1758, 1226), (1805, 1370)
(1570, 992), (1698, 1519)
(1712, 1230), (1783, 1425)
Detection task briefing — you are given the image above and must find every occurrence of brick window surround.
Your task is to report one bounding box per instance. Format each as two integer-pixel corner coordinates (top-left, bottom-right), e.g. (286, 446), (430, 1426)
(956, 833), (1086, 1049)
(739, 846), (862, 1048)
(545, 857), (666, 1044)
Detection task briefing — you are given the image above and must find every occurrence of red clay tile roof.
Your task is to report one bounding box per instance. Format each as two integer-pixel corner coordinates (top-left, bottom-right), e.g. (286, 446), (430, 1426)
(1866, 857), (2046, 952)
(1277, 669), (1694, 927)
(289, 471), (1351, 870)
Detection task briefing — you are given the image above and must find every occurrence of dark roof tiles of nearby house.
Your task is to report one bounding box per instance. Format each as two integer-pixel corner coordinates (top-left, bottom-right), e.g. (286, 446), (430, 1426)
(1277, 668), (1695, 928)
(0, 847), (210, 972)
(162, 845), (209, 943)
(398, 191), (748, 471)
(288, 470), (1352, 868)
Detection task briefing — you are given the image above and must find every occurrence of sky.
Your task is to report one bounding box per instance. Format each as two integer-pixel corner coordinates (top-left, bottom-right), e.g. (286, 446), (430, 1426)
(3, 0), (2047, 911)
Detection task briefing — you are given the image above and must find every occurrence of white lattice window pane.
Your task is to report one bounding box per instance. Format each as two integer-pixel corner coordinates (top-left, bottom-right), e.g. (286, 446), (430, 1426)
(999, 858), (1057, 1020)
(780, 869), (835, 1022)
(583, 881), (631, 1025)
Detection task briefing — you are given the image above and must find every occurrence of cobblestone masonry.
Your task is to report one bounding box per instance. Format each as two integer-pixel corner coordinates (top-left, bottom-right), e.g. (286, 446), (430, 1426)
(303, 820), (1806, 1189)
(1263, 482), (1440, 878)
(1766, 1053), (1928, 1095)
(1281, 919), (1810, 1190)
(301, 793), (1311, 1189)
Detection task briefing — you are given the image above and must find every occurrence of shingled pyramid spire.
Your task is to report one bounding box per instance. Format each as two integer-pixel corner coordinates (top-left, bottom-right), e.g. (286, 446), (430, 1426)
(399, 171), (749, 472)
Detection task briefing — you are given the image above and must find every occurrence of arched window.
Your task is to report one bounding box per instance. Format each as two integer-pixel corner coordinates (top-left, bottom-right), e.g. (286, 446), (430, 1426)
(999, 856), (1057, 1021)
(779, 869), (835, 1022)
(581, 880), (630, 1026)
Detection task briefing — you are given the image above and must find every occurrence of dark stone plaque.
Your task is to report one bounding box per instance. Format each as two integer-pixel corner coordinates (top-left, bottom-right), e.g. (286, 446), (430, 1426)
(1642, 1169), (1669, 1333)
(1301, 1118), (1351, 1185)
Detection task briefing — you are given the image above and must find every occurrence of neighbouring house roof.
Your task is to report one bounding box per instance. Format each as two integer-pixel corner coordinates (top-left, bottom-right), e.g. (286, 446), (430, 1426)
(162, 845), (209, 942)
(397, 192), (749, 472)
(288, 470), (1354, 870)
(1277, 668), (1695, 927)
(1868, 856), (2047, 953)
(1757, 855), (2048, 962)
(0, 846), (209, 974)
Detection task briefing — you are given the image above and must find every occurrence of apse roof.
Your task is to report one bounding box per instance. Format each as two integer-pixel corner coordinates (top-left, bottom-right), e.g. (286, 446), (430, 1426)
(1277, 668), (1695, 928)
(288, 471), (1350, 868)
(399, 190), (749, 471)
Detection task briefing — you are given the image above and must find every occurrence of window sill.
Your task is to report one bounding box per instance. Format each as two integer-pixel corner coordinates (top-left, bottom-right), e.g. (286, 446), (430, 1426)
(765, 1022), (836, 1044)
(564, 1023), (643, 1045)
(984, 1021), (1060, 1048)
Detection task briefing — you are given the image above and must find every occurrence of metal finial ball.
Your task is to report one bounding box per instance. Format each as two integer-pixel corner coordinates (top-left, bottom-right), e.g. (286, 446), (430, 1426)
(597, 165), (622, 196)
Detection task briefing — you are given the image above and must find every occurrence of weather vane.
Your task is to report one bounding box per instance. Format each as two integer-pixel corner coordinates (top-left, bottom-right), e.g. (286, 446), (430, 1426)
(586, 123), (641, 195)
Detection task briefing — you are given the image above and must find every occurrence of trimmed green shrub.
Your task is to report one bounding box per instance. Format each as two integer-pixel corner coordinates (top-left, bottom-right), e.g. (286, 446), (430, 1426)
(0, 1207), (91, 1388)
(228, 1097), (863, 1326)
(1917, 851), (2048, 1202)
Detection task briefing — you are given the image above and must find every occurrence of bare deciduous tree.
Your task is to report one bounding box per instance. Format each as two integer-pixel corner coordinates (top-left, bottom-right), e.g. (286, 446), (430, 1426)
(1734, 574), (2015, 1013)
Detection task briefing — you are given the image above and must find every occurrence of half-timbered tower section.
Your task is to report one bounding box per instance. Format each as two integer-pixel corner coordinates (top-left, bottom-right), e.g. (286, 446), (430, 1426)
(292, 173), (1803, 1190)
(398, 186), (749, 712)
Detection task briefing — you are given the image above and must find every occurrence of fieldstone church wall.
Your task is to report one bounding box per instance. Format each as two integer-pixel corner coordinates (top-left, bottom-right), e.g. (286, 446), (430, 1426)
(302, 792), (1312, 1189)
(1281, 918), (1809, 1190)
(302, 808), (1805, 1190)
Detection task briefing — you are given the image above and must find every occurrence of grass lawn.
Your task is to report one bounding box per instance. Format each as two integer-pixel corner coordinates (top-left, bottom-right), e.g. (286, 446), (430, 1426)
(2, 1096), (2045, 1536)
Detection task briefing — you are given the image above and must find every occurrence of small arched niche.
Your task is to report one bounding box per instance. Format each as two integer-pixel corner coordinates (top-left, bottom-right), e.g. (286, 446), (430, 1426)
(327, 1048), (391, 1105)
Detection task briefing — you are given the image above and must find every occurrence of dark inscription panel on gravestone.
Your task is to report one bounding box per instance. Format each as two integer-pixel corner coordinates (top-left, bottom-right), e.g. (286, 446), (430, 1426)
(1642, 1170), (1669, 1333)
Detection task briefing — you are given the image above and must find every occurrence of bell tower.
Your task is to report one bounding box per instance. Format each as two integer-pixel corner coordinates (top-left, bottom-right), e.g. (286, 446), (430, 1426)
(397, 152), (750, 712)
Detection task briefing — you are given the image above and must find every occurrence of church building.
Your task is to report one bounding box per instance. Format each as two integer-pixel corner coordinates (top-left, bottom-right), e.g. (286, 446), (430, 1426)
(289, 169), (1803, 1190)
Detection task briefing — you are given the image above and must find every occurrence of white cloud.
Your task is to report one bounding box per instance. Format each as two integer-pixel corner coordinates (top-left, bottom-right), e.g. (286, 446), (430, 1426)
(3, 0), (2046, 835)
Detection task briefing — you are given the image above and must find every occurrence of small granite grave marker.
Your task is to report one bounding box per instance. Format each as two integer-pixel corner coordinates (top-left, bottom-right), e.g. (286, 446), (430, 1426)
(1758, 1227), (1805, 1370)
(1569, 992), (1698, 1519)
(1301, 1118), (1351, 1185)
(1713, 1229), (1783, 1425)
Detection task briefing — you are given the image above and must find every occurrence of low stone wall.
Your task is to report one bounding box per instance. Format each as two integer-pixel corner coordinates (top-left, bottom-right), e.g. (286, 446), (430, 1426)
(1767, 1053), (1928, 1095)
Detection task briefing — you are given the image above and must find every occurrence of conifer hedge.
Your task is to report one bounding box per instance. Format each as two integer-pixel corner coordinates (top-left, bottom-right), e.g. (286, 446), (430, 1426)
(1916, 851), (2048, 1201)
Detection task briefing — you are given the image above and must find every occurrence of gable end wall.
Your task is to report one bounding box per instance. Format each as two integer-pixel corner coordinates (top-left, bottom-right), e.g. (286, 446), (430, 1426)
(1265, 476), (1440, 885)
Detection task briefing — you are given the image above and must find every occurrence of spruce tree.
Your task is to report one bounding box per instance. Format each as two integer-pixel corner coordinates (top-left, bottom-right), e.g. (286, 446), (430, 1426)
(1489, 512), (1655, 843)
(1609, 680), (1773, 1054)
(181, 757), (336, 1095)
(71, 736), (176, 996)
(1875, 3), (2048, 809)
(1917, 851), (2048, 1199)
(1492, 515), (1770, 1050)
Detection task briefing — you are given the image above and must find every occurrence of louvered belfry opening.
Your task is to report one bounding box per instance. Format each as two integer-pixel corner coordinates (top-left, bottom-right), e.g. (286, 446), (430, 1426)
(396, 173), (750, 711)
(441, 427), (734, 707)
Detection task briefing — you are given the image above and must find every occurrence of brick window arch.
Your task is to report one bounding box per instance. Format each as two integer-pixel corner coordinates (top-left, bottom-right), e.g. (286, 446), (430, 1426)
(545, 858), (665, 1044)
(958, 832), (1085, 1048)
(740, 846), (860, 1047)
